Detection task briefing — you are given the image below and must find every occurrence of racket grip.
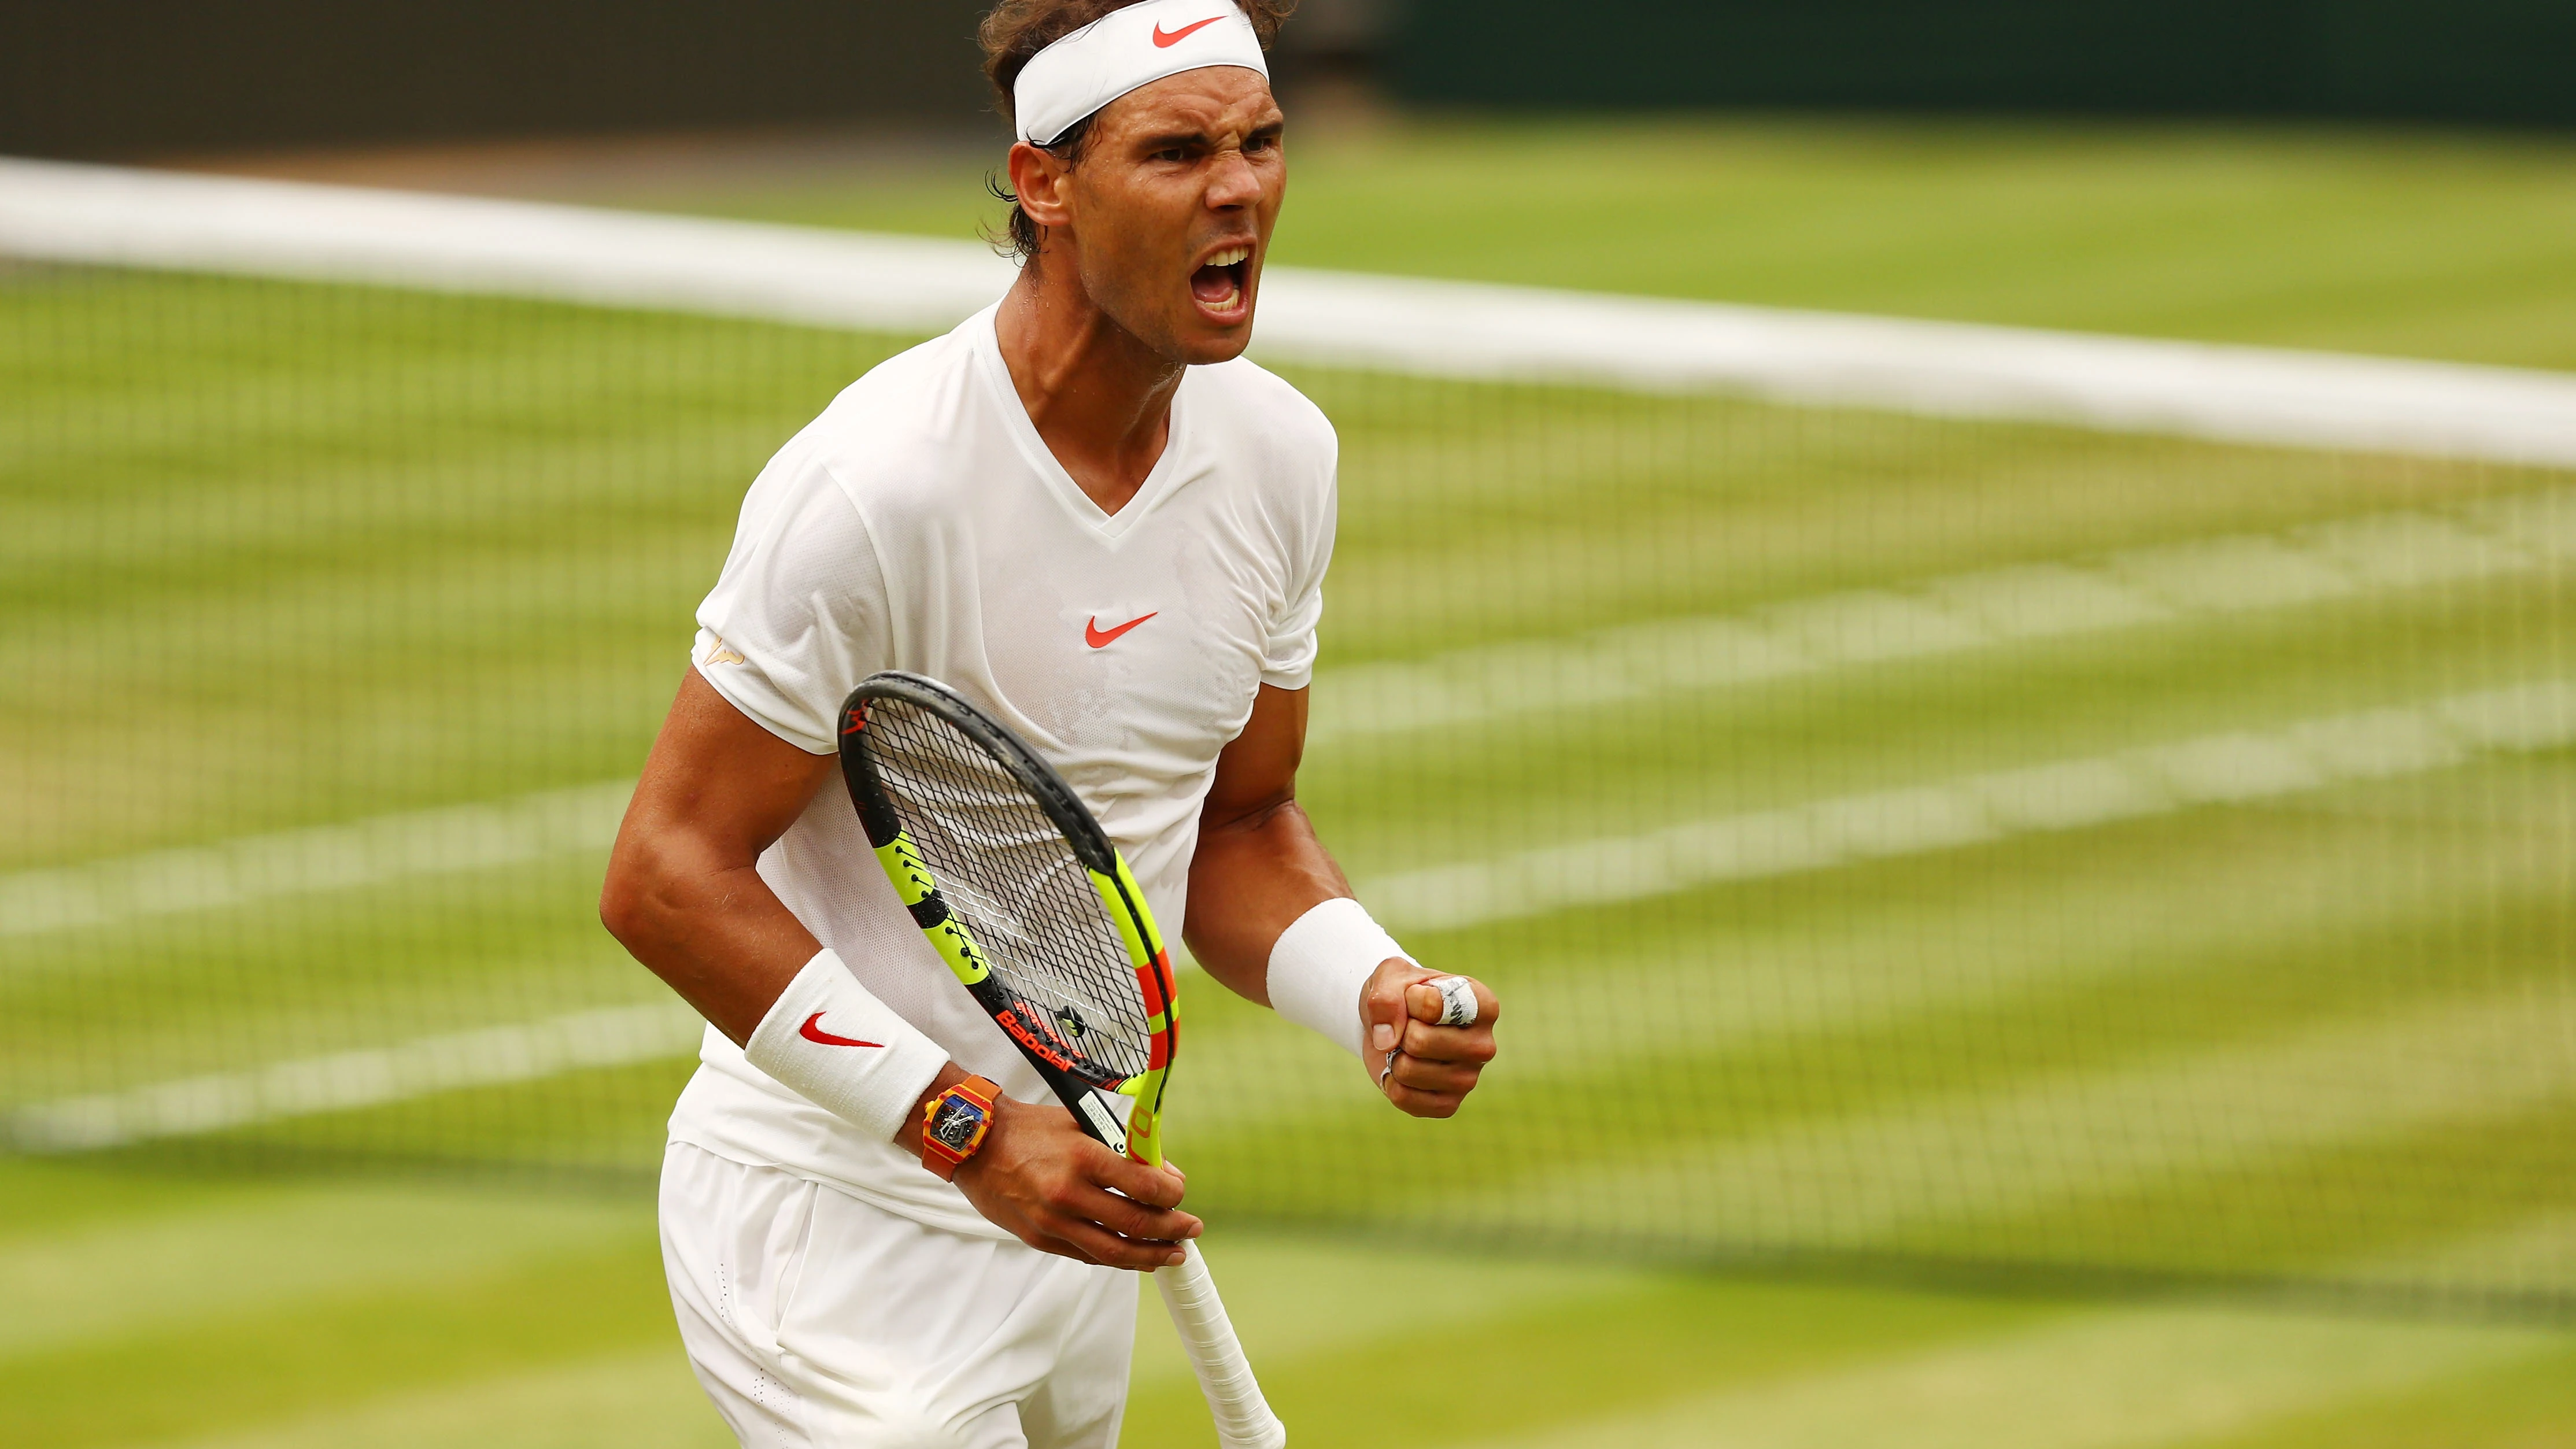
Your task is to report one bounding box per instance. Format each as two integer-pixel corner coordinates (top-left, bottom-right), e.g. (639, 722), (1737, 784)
(1155, 1240), (1287, 1449)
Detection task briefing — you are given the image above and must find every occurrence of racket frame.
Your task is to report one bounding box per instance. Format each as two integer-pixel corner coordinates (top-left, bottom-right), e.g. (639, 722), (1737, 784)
(836, 670), (1287, 1449)
(836, 671), (1178, 1166)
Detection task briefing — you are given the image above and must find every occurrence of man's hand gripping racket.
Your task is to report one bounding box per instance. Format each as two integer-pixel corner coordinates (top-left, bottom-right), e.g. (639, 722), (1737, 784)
(838, 672), (1287, 1449)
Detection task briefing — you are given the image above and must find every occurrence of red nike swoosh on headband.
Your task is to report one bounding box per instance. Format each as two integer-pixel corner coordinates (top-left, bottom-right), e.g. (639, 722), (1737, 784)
(1085, 611), (1158, 648)
(799, 1013), (883, 1049)
(1152, 16), (1225, 46)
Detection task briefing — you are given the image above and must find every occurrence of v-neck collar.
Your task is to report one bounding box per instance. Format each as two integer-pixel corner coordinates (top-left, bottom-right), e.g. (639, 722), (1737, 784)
(972, 305), (1192, 542)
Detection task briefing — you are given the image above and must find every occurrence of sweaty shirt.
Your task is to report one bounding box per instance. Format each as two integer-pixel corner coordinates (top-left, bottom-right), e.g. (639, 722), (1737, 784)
(667, 303), (1337, 1238)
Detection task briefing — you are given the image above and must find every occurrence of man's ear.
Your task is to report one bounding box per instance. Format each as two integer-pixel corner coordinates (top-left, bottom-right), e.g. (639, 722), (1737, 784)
(1008, 141), (1076, 232)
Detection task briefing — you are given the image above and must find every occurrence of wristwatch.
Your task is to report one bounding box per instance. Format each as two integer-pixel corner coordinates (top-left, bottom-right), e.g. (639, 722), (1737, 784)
(920, 1075), (1001, 1181)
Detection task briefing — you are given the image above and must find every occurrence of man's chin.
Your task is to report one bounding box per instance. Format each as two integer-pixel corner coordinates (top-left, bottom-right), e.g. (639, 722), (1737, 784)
(1093, 289), (1258, 368)
(1174, 323), (1255, 367)
(1171, 295), (1259, 365)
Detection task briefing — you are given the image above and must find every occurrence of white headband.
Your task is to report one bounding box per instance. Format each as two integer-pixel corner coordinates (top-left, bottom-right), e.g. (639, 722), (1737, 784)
(1012, 0), (1269, 147)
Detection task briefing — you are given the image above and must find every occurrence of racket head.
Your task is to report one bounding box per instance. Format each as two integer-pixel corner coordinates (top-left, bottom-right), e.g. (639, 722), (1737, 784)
(837, 671), (1177, 1165)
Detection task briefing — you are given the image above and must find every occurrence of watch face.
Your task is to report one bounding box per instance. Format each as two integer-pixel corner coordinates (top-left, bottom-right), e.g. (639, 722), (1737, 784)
(930, 1097), (986, 1152)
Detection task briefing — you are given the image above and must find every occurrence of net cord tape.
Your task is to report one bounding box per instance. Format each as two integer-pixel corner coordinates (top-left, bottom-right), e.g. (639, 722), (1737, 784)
(5, 156), (2574, 467)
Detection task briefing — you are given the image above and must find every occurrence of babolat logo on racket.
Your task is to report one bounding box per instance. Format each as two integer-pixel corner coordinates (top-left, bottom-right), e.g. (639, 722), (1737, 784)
(995, 1007), (1084, 1074)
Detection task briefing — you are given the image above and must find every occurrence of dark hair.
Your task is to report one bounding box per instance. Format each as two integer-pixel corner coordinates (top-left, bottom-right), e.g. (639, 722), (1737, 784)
(978, 0), (1295, 261)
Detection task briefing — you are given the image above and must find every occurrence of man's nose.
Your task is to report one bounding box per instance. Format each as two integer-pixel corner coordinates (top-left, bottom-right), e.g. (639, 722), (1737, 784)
(1204, 147), (1266, 210)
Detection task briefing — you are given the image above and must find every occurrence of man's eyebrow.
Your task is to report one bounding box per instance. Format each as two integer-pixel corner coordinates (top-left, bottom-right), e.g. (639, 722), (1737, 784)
(1134, 118), (1283, 153)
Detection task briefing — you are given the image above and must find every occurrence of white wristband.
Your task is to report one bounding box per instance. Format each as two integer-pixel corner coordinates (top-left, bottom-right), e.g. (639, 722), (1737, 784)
(744, 948), (951, 1143)
(1267, 897), (1414, 1059)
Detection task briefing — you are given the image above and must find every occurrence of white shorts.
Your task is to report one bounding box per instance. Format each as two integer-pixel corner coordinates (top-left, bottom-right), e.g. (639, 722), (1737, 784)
(660, 1142), (1139, 1449)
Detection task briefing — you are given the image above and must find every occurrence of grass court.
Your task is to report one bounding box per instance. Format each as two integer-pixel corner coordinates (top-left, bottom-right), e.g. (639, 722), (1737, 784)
(3, 116), (2573, 1446)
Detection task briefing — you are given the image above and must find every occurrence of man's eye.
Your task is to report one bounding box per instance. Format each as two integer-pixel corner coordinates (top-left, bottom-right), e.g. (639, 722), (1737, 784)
(1153, 147), (1188, 162)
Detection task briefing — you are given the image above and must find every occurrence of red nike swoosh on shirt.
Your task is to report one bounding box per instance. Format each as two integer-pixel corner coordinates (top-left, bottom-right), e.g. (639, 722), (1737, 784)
(1152, 16), (1224, 46)
(799, 1013), (883, 1049)
(1085, 612), (1158, 648)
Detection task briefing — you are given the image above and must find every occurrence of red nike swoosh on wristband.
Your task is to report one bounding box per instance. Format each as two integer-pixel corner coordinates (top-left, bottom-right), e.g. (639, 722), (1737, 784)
(1152, 16), (1224, 46)
(1085, 611), (1157, 648)
(799, 1013), (883, 1048)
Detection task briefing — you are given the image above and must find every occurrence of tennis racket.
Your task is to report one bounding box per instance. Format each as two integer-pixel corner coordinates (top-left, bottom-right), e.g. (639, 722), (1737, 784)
(837, 670), (1287, 1449)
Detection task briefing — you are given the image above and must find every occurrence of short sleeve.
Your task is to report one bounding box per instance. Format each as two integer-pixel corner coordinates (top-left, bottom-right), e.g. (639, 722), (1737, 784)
(693, 440), (892, 754)
(1258, 430), (1337, 690)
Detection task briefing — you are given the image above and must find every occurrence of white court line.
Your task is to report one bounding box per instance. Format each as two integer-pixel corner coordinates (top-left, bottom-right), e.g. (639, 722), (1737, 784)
(15, 679), (2568, 1151)
(4, 1001), (702, 1152)
(1187, 679), (2576, 1134)
(1453, 981), (2576, 1260)
(8, 157), (2576, 466)
(0, 781), (633, 940)
(1364, 679), (2576, 933)
(2350, 1209), (2576, 1301)
(1309, 488), (2572, 744)
(10, 489), (2567, 941)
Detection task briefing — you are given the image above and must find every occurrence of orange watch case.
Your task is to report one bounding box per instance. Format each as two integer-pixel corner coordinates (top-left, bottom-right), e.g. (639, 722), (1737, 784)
(921, 1075), (1001, 1180)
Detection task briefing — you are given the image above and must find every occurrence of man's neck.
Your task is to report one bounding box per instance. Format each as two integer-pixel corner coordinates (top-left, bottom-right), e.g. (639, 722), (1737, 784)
(993, 260), (1184, 518)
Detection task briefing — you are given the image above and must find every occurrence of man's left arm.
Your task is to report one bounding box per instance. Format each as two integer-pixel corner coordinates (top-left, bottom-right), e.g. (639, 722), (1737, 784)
(1183, 683), (1499, 1117)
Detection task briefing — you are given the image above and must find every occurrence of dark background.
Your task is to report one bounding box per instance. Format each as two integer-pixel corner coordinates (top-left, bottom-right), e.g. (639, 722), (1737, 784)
(1389, 0), (2576, 128)
(2, 0), (2569, 159)
(0, 1), (999, 157)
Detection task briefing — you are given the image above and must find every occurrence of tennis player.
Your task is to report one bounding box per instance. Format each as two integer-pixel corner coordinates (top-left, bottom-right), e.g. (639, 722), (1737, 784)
(598, 2), (1500, 1444)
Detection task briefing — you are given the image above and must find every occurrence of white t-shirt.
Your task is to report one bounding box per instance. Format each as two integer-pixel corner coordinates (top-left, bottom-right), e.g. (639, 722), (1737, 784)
(666, 303), (1337, 1237)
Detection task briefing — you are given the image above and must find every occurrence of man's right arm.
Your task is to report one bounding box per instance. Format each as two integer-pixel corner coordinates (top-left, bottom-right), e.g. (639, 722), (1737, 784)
(599, 668), (1199, 1268)
(600, 668), (836, 1043)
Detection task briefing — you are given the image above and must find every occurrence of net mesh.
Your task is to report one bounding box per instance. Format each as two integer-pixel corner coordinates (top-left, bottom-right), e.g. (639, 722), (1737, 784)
(853, 692), (1156, 1083)
(4, 241), (2573, 1318)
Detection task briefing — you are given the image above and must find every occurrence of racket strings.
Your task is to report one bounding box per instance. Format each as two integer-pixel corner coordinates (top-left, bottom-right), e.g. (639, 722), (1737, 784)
(860, 699), (1156, 1078)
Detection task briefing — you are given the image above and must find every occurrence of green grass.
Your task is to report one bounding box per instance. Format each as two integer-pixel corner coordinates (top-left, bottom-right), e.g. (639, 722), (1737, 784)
(616, 116), (2576, 371)
(5, 117), (2575, 1444)
(5, 1160), (2570, 1449)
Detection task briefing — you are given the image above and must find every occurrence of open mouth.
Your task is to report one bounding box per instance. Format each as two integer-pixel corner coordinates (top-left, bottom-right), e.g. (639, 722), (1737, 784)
(1190, 245), (1251, 317)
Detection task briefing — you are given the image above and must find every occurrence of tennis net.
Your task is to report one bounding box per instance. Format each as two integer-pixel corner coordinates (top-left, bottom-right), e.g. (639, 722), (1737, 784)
(5, 157), (2572, 1319)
